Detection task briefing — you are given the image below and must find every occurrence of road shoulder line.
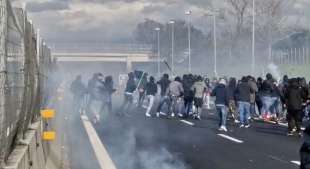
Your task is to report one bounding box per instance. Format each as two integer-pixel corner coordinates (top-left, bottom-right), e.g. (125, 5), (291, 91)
(81, 115), (117, 169)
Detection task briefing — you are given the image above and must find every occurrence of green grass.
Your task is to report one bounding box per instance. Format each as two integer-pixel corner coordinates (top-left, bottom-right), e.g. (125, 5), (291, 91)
(280, 64), (310, 80)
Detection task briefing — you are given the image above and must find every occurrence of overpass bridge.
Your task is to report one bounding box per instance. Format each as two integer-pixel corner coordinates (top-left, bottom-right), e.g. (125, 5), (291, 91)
(52, 43), (161, 72)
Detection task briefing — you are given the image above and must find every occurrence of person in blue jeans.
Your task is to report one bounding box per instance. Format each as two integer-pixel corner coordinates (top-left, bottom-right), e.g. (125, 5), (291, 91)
(235, 77), (253, 128)
(211, 78), (229, 132)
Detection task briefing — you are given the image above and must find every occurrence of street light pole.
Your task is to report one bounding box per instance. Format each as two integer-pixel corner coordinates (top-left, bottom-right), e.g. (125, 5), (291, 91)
(213, 14), (217, 77)
(169, 20), (175, 74)
(186, 11), (192, 73)
(155, 27), (161, 77)
(252, 0), (256, 75)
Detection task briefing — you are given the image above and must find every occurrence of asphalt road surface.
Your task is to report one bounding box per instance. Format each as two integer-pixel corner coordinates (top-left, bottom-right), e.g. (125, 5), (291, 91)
(93, 108), (301, 169)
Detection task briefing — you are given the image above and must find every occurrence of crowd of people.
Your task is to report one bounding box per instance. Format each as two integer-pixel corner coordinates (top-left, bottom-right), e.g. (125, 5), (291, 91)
(119, 72), (310, 136)
(70, 71), (310, 136)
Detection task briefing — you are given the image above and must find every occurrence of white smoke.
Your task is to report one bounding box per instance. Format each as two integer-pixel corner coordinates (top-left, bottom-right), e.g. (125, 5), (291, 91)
(267, 63), (281, 82)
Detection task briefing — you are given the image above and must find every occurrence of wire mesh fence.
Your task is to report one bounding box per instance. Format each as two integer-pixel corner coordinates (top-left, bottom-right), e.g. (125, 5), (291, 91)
(0, 0), (53, 164)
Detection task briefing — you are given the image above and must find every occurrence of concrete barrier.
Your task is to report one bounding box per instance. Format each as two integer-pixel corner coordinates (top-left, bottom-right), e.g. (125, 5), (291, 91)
(2, 120), (59, 169)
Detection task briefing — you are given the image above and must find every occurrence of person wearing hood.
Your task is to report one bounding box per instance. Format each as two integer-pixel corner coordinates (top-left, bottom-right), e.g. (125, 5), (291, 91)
(145, 76), (158, 117)
(156, 74), (171, 117)
(285, 78), (308, 136)
(86, 73), (104, 116)
(235, 77), (253, 128)
(119, 72), (137, 116)
(211, 78), (229, 132)
(100, 76), (116, 114)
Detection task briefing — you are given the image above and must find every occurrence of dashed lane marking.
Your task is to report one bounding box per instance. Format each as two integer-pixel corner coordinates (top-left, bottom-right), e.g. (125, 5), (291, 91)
(291, 161), (301, 166)
(217, 134), (244, 144)
(81, 115), (117, 169)
(180, 120), (195, 126)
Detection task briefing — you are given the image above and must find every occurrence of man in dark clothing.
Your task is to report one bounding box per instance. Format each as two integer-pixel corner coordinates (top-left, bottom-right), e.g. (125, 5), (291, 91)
(211, 78), (229, 132)
(86, 73), (104, 118)
(156, 74), (171, 117)
(227, 77), (239, 123)
(137, 74), (147, 107)
(183, 74), (195, 117)
(260, 73), (278, 120)
(70, 75), (87, 114)
(256, 77), (263, 116)
(235, 77), (253, 128)
(100, 76), (116, 114)
(145, 76), (158, 117)
(119, 72), (136, 116)
(285, 78), (308, 136)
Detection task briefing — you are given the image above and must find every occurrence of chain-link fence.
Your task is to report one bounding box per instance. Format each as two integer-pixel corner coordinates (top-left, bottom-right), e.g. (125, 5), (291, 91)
(0, 0), (53, 164)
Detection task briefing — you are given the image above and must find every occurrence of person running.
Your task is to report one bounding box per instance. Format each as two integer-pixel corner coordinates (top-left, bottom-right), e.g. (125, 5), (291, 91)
(192, 76), (206, 120)
(70, 75), (87, 114)
(211, 78), (229, 132)
(168, 76), (184, 118)
(285, 78), (307, 136)
(156, 74), (171, 117)
(100, 76), (116, 114)
(137, 74), (147, 107)
(119, 72), (136, 116)
(145, 76), (158, 117)
(235, 77), (253, 128)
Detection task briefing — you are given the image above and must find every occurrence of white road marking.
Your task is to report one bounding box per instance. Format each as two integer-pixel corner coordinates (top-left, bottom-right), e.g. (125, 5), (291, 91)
(278, 122), (288, 127)
(180, 120), (195, 126)
(291, 161), (301, 166)
(81, 115), (117, 169)
(217, 134), (244, 143)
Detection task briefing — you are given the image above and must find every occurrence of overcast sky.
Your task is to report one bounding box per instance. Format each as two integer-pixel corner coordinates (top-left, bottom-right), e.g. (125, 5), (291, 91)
(11, 0), (310, 45)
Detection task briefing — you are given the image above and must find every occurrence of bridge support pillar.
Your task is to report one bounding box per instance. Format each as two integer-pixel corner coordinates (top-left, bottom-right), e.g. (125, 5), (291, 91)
(126, 58), (132, 73)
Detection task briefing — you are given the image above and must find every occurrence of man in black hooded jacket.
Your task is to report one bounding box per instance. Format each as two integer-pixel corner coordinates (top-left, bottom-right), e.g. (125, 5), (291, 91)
(285, 78), (308, 136)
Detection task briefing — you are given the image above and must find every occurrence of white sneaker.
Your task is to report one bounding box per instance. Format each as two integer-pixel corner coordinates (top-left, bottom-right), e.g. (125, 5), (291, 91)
(197, 116), (201, 120)
(178, 113), (184, 118)
(160, 112), (167, 116)
(146, 113), (151, 117)
(218, 126), (227, 132)
(171, 113), (175, 117)
(240, 124), (245, 128)
(245, 124), (250, 128)
(221, 126), (228, 132)
(234, 119), (240, 124)
(156, 112), (160, 118)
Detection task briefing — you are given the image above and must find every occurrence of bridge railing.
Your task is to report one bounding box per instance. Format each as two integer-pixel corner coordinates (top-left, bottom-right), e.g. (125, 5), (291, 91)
(52, 43), (155, 54)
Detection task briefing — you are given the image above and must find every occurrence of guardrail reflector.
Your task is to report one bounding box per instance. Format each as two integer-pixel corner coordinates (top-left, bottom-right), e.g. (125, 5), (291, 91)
(41, 109), (55, 119)
(43, 131), (56, 141)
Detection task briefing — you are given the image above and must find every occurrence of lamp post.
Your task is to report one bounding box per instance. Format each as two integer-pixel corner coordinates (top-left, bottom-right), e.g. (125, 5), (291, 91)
(252, 0), (256, 75)
(169, 20), (175, 74)
(185, 10), (192, 73)
(155, 27), (161, 77)
(205, 9), (219, 77)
